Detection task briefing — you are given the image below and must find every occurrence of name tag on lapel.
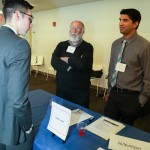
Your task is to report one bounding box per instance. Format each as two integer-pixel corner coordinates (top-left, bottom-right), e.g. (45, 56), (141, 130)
(66, 46), (76, 53)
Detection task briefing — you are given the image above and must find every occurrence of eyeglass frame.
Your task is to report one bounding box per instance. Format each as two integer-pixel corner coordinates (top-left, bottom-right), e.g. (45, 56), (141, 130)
(20, 11), (34, 23)
(70, 27), (82, 32)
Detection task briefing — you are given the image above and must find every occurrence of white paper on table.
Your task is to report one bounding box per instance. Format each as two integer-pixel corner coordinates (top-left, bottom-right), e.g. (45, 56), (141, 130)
(109, 134), (150, 150)
(86, 116), (125, 140)
(70, 109), (93, 126)
(47, 101), (71, 141)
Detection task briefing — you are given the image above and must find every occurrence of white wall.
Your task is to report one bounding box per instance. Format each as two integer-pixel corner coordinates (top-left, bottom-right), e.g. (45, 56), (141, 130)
(31, 0), (150, 88)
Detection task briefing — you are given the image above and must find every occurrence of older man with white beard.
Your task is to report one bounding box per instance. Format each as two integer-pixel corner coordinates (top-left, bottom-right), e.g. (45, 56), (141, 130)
(51, 20), (93, 108)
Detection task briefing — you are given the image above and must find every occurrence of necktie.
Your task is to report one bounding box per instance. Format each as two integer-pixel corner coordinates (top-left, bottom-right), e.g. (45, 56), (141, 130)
(111, 40), (126, 87)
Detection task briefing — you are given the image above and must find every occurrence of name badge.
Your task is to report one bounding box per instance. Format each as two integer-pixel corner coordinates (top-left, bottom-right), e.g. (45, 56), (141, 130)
(66, 46), (76, 53)
(115, 62), (126, 72)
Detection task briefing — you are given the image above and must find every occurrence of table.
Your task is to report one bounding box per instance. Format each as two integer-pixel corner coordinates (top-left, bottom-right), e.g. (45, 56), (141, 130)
(30, 90), (150, 150)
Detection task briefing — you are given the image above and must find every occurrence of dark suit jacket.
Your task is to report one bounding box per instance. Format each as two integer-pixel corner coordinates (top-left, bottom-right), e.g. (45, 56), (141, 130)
(0, 26), (32, 145)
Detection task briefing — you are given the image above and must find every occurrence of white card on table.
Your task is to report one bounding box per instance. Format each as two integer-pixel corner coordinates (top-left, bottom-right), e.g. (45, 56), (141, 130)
(109, 134), (150, 150)
(47, 101), (71, 141)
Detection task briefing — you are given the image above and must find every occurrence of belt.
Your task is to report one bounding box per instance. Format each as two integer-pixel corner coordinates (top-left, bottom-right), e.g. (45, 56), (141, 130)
(113, 87), (140, 94)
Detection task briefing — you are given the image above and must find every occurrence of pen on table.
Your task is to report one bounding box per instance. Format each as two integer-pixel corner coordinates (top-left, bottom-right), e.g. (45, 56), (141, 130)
(103, 119), (119, 126)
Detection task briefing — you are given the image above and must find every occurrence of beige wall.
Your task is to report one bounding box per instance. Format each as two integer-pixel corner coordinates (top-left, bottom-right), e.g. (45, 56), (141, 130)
(31, 0), (150, 88)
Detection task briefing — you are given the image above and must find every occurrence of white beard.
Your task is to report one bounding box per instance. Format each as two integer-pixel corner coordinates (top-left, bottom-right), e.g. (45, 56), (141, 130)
(69, 33), (83, 42)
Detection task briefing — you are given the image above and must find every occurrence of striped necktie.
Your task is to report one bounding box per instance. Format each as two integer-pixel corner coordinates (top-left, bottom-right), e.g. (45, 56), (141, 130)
(111, 40), (127, 87)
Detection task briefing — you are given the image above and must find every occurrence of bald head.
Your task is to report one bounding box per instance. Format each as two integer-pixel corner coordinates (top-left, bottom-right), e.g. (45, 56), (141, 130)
(70, 20), (84, 31)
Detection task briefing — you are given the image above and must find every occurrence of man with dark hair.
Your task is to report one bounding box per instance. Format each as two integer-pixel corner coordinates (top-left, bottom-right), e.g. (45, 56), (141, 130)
(0, 0), (34, 149)
(104, 8), (150, 125)
(51, 20), (93, 108)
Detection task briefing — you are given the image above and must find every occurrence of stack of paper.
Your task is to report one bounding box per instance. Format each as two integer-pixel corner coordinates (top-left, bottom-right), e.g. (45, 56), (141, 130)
(86, 116), (125, 140)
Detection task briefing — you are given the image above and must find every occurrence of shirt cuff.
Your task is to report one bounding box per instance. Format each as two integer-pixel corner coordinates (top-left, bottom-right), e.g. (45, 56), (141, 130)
(25, 124), (33, 134)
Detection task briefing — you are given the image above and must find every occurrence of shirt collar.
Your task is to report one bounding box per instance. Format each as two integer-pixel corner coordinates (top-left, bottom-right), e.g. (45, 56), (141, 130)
(127, 32), (138, 44)
(122, 32), (138, 44)
(3, 24), (17, 35)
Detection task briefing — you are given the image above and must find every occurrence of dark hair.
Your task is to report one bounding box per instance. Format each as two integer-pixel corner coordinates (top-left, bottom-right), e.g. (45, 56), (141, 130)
(120, 8), (141, 29)
(2, 0), (34, 20)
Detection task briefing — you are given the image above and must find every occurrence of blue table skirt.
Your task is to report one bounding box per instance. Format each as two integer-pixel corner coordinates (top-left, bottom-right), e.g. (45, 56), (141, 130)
(29, 90), (150, 150)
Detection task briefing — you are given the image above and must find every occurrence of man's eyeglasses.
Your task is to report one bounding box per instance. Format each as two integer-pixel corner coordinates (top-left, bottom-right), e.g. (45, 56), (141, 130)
(70, 27), (82, 32)
(20, 11), (34, 23)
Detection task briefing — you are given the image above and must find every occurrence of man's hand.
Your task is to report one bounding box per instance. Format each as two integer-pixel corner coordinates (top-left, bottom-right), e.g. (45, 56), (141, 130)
(60, 57), (69, 63)
(104, 93), (109, 102)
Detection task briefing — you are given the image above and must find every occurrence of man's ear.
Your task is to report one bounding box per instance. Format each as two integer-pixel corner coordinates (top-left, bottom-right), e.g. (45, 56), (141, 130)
(14, 10), (22, 21)
(82, 29), (85, 34)
(134, 21), (139, 29)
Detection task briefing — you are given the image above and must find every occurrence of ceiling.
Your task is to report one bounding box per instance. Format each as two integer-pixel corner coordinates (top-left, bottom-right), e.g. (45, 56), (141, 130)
(0, 0), (102, 13)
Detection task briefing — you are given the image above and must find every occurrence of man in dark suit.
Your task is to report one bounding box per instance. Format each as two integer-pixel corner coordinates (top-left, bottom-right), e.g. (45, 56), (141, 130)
(0, 0), (34, 149)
